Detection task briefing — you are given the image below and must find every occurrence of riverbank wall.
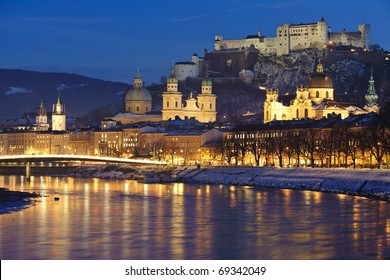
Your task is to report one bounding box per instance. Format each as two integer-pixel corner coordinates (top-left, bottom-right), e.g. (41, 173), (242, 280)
(181, 167), (390, 201)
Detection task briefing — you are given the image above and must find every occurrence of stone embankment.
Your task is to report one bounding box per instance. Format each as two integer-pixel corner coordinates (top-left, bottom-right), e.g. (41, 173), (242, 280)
(181, 167), (390, 201)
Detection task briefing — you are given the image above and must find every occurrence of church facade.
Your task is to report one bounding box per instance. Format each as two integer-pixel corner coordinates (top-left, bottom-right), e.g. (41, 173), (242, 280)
(264, 64), (376, 123)
(162, 68), (217, 123)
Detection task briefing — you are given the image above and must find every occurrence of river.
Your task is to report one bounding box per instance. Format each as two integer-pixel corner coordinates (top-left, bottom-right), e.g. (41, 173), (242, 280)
(0, 175), (389, 260)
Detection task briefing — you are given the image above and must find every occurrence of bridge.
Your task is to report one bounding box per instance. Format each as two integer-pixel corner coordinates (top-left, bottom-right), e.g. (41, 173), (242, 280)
(0, 155), (166, 181)
(0, 154), (165, 165)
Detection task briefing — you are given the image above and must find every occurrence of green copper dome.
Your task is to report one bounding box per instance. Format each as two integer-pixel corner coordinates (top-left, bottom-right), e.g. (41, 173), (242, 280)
(125, 72), (152, 101)
(167, 67), (178, 84)
(202, 70), (212, 87)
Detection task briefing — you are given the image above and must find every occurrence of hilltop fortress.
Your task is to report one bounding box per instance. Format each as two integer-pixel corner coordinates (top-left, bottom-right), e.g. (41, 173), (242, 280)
(214, 17), (371, 56)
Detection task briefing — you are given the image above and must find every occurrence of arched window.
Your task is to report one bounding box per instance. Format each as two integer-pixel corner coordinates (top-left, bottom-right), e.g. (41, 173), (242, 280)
(304, 108), (309, 118)
(136, 106), (139, 112)
(167, 101), (169, 108)
(296, 109), (299, 119)
(146, 106), (149, 111)
(128, 107), (131, 112)
(326, 91), (329, 98)
(175, 101), (178, 108)
(282, 113), (286, 120)
(210, 103), (212, 109)
(274, 114), (277, 120)
(316, 91), (320, 98)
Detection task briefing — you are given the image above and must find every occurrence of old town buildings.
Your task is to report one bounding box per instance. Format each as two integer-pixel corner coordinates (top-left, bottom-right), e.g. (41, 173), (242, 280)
(0, 63), (387, 169)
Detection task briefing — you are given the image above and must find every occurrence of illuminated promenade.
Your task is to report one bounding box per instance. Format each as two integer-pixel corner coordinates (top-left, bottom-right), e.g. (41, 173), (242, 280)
(0, 154), (165, 165)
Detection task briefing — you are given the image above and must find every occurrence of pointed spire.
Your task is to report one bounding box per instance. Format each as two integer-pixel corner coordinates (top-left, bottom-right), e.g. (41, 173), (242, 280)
(365, 68), (378, 107)
(57, 94), (62, 105)
(37, 99), (47, 116)
(202, 63), (212, 89)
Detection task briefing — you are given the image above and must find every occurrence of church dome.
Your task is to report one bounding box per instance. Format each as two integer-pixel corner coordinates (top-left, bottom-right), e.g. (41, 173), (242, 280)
(125, 88), (152, 101)
(125, 72), (152, 102)
(307, 63), (333, 89)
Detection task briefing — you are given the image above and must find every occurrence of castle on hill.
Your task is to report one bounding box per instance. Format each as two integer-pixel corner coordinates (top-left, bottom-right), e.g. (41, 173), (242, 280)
(214, 17), (371, 56)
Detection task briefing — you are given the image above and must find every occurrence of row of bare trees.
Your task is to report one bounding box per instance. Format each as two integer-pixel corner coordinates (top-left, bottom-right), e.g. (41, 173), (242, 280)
(221, 121), (390, 169)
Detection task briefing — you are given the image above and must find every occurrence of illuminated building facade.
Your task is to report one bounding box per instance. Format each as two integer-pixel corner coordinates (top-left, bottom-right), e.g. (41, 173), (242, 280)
(264, 63), (369, 123)
(214, 18), (371, 56)
(162, 67), (217, 123)
(52, 95), (66, 131)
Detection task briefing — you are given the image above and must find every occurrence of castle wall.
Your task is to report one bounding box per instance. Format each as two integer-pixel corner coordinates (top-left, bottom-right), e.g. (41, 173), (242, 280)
(214, 20), (369, 56)
(204, 49), (259, 76)
(175, 62), (198, 81)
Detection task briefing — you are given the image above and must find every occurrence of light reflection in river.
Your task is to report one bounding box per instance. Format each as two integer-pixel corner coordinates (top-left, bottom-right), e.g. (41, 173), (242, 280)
(0, 175), (389, 260)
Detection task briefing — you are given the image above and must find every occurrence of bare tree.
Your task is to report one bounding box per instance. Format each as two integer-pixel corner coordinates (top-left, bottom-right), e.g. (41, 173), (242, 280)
(270, 129), (286, 167)
(302, 127), (320, 168)
(367, 122), (389, 169)
(247, 130), (267, 166)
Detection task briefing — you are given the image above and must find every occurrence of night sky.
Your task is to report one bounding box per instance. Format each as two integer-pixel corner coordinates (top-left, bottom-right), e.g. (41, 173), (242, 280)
(1, 0), (389, 84)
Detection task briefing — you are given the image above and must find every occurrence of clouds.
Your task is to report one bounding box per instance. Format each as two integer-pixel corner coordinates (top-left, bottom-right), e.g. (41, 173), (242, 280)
(170, 14), (207, 22)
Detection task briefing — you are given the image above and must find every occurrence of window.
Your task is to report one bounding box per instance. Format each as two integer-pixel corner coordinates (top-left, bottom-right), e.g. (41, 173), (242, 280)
(136, 106), (139, 112)
(304, 108), (309, 118)
(316, 91), (320, 98)
(326, 91), (329, 98)
(210, 103), (212, 109)
(167, 101), (169, 108)
(175, 101), (178, 108)
(296, 109), (299, 119)
(146, 106), (149, 111)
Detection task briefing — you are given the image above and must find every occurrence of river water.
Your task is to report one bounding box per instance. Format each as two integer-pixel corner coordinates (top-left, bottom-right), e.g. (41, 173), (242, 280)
(0, 175), (389, 260)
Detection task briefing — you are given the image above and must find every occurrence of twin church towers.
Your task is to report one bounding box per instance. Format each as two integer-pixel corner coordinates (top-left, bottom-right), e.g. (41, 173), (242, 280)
(35, 95), (66, 131)
(124, 67), (217, 123)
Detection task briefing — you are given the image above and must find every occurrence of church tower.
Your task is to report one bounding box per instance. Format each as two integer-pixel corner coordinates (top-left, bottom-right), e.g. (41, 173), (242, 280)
(52, 95), (66, 131)
(197, 70), (217, 122)
(162, 67), (183, 120)
(36, 100), (49, 131)
(364, 70), (379, 113)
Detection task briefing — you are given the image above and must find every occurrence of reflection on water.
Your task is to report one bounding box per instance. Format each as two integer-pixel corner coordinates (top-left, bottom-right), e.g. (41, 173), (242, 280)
(0, 175), (389, 260)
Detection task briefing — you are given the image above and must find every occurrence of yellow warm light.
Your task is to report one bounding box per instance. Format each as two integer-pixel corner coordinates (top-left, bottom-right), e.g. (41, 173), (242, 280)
(0, 154), (165, 165)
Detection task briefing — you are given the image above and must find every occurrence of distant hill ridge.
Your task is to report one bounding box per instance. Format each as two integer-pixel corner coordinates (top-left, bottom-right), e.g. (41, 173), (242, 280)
(0, 69), (129, 118)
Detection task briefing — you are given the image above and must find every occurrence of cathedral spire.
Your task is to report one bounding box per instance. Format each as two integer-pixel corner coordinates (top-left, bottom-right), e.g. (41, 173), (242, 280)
(365, 69), (379, 107)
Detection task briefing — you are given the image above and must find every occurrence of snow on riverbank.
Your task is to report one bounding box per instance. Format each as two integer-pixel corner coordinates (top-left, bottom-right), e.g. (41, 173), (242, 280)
(182, 167), (390, 201)
(67, 165), (152, 180)
(61, 165), (390, 201)
(0, 188), (39, 214)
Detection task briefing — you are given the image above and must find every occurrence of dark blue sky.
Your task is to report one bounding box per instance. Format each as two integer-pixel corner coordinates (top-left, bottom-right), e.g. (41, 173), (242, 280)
(1, 0), (389, 84)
